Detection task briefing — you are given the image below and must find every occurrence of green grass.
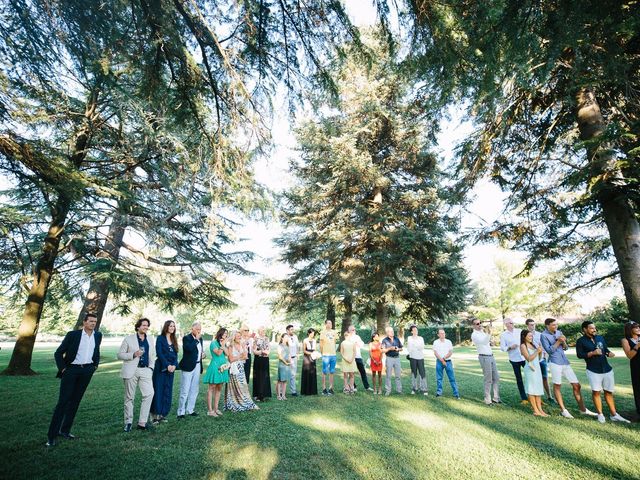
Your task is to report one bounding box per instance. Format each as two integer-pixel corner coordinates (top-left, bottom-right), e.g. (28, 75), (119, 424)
(1, 344), (637, 480)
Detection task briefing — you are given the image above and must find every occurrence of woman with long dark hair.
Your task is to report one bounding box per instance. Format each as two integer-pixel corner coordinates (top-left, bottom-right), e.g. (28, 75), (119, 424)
(252, 326), (272, 401)
(203, 327), (229, 416)
(301, 328), (318, 395)
(622, 321), (640, 415)
(520, 329), (547, 417)
(151, 320), (179, 424)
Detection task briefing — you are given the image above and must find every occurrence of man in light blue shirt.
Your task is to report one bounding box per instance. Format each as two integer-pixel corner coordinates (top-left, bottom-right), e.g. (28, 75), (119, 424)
(540, 318), (595, 419)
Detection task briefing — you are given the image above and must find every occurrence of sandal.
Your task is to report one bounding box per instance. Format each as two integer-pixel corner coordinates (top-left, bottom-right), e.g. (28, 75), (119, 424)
(207, 411), (218, 417)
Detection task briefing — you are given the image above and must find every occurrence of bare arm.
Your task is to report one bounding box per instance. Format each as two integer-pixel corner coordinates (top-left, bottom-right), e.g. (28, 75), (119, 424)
(622, 338), (639, 359)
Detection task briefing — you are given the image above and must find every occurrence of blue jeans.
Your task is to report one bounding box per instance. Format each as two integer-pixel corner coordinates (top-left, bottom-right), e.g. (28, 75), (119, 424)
(436, 360), (459, 397)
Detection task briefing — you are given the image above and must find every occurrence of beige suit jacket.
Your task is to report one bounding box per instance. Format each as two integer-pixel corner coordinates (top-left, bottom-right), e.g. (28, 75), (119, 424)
(117, 334), (157, 379)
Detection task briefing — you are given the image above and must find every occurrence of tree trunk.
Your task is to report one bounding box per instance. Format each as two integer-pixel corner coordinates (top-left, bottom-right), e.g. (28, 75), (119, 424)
(576, 89), (640, 320)
(74, 212), (127, 330)
(340, 294), (353, 335)
(2, 196), (71, 375)
(325, 297), (336, 328)
(2, 95), (96, 376)
(375, 300), (388, 334)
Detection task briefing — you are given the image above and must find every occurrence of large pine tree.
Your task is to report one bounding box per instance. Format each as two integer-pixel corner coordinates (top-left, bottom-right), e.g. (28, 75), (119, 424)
(277, 31), (469, 333)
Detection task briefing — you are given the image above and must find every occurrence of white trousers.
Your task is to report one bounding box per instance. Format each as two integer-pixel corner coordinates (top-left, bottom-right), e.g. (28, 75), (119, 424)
(177, 367), (201, 415)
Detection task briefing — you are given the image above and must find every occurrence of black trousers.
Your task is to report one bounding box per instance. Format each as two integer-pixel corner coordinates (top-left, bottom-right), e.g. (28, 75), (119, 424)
(510, 360), (528, 400)
(355, 358), (370, 390)
(244, 354), (251, 384)
(48, 365), (95, 441)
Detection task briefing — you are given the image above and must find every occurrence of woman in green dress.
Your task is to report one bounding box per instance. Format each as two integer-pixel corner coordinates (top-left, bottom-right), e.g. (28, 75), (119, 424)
(204, 328), (229, 417)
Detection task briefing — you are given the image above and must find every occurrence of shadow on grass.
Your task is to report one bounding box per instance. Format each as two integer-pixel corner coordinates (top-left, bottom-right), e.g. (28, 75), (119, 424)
(0, 345), (638, 480)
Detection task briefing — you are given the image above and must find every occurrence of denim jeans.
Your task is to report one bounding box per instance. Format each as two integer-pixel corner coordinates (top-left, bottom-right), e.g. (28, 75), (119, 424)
(435, 360), (459, 397)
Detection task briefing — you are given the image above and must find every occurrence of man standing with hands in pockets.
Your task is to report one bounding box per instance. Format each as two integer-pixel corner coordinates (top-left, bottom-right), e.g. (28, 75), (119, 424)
(177, 322), (205, 418)
(118, 318), (156, 431)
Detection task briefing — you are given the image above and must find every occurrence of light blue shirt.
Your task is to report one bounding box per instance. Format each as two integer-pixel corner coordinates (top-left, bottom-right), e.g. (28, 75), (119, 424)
(540, 329), (570, 366)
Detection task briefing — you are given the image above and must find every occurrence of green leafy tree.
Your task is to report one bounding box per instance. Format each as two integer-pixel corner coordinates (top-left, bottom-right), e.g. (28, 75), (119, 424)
(276, 30), (469, 333)
(401, 0), (640, 320)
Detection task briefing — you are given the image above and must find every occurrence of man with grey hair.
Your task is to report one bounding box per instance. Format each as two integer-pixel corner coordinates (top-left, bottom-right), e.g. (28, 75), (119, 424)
(177, 322), (205, 419)
(348, 325), (372, 392)
(381, 326), (403, 395)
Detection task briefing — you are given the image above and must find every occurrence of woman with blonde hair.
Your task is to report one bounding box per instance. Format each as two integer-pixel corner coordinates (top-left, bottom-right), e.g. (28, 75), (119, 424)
(224, 330), (259, 412)
(340, 330), (357, 394)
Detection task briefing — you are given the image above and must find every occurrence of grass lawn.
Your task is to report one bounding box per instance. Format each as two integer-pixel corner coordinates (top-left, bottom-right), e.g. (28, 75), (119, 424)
(0, 343), (637, 480)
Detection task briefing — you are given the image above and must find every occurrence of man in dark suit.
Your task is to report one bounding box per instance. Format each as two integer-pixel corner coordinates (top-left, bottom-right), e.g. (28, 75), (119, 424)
(176, 322), (204, 418)
(46, 312), (102, 447)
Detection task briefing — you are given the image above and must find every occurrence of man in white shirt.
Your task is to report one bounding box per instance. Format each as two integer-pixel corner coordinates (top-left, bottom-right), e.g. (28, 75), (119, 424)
(432, 329), (460, 399)
(525, 318), (553, 402)
(47, 313), (102, 447)
(500, 319), (528, 404)
(286, 324), (299, 396)
(471, 320), (501, 405)
(347, 325), (372, 392)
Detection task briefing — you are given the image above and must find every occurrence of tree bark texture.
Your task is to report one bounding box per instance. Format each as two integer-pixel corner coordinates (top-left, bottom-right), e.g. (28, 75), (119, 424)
(325, 297), (336, 328)
(375, 300), (388, 334)
(2, 95), (96, 375)
(340, 294), (353, 335)
(2, 196), (71, 375)
(74, 212), (128, 330)
(576, 88), (640, 320)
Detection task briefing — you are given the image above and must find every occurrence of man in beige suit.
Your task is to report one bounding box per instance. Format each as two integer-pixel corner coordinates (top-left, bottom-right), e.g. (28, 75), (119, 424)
(118, 318), (156, 431)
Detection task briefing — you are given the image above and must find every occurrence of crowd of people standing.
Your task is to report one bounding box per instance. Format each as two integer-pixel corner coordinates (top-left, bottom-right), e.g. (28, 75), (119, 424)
(45, 314), (639, 446)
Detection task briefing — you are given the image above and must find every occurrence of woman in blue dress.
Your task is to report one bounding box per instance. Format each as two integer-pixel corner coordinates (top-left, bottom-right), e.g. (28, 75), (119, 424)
(203, 328), (229, 417)
(520, 330), (548, 417)
(151, 320), (179, 424)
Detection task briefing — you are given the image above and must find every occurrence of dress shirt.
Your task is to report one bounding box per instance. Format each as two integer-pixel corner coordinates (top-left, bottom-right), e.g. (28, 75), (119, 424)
(407, 336), (425, 360)
(500, 329), (525, 362)
(529, 330), (548, 360)
(471, 330), (493, 356)
(381, 336), (403, 358)
(137, 335), (150, 367)
(432, 339), (453, 360)
(288, 335), (299, 357)
(195, 337), (203, 365)
(72, 329), (96, 364)
(576, 335), (612, 374)
(352, 334), (364, 359)
(540, 329), (570, 366)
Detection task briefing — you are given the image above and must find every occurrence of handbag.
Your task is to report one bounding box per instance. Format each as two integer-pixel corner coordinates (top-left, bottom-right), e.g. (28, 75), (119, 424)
(310, 351), (321, 361)
(218, 362), (230, 373)
(229, 362), (240, 375)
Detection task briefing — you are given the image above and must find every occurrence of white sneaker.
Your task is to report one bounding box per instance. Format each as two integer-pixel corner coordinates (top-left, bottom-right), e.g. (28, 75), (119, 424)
(597, 414), (606, 424)
(367, 387), (374, 392)
(561, 409), (574, 419)
(610, 413), (631, 423)
(581, 408), (598, 417)
(423, 391), (429, 396)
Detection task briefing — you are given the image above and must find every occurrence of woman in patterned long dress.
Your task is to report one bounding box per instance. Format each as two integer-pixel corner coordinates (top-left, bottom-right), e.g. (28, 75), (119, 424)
(224, 331), (259, 412)
(252, 327), (272, 401)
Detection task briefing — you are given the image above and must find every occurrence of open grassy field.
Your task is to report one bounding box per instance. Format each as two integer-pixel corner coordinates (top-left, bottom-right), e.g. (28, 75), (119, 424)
(0, 343), (637, 480)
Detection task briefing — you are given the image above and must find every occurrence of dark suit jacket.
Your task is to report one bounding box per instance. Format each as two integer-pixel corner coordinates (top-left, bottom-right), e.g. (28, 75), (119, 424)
(54, 329), (103, 378)
(178, 334), (204, 373)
